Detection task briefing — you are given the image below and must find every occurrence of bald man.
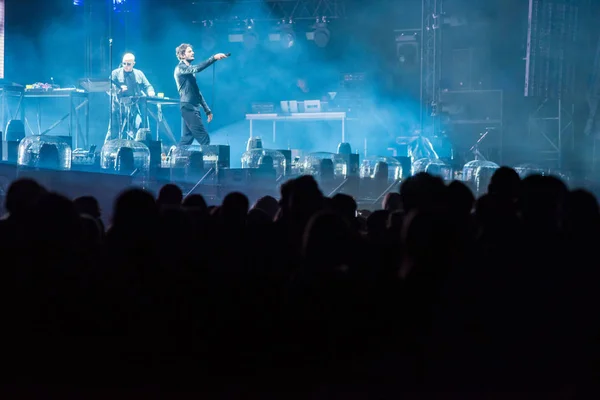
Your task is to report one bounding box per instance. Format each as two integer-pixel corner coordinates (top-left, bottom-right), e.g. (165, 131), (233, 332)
(106, 53), (155, 142)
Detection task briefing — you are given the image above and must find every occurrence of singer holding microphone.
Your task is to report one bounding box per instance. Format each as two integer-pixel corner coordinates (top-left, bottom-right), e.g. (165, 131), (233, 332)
(174, 43), (229, 145)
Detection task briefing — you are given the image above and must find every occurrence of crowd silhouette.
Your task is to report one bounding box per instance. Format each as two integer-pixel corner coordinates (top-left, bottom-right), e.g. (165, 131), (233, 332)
(0, 167), (598, 398)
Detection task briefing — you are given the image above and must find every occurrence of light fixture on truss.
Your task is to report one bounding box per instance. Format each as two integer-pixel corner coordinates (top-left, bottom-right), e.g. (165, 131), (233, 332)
(228, 18), (260, 50)
(306, 17), (330, 48)
(269, 19), (296, 49)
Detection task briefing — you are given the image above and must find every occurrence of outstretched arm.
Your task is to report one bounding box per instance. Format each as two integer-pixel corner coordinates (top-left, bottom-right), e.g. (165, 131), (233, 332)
(176, 56), (216, 75)
(175, 53), (229, 75)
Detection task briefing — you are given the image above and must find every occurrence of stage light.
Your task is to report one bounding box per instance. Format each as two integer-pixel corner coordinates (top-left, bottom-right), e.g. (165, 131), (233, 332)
(228, 19), (260, 50)
(306, 17), (330, 48)
(269, 20), (296, 49)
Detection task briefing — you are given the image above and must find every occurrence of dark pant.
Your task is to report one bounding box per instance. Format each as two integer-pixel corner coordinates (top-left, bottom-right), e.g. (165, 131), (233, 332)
(180, 103), (210, 145)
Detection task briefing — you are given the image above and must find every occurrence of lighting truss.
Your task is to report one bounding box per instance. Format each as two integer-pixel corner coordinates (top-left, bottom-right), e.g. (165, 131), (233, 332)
(420, 0), (442, 136)
(190, 0), (346, 23)
(528, 98), (574, 170)
(525, 0), (583, 169)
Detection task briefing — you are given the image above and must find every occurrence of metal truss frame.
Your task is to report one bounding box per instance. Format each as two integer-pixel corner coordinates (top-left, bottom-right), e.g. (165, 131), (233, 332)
(528, 98), (574, 170)
(420, 0), (442, 137)
(190, 0), (347, 23)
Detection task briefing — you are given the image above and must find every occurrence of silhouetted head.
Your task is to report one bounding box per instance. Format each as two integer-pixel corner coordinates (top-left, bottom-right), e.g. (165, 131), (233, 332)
(247, 207), (272, 227)
(289, 175), (323, 210)
(220, 191), (249, 225)
(303, 211), (352, 269)
(33, 192), (81, 246)
(488, 166), (521, 201)
(253, 195), (279, 220)
(519, 174), (568, 230)
(157, 183), (183, 208)
(331, 193), (357, 223)
(112, 188), (158, 227)
(367, 209), (390, 239)
(447, 180), (475, 216)
(80, 214), (103, 246)
(5, 178), (47, 217)
(182, 193), (208, 212)
(382, 192), (402, 212)
(475, 193), (518, 230)
(401, 209), (453, 277)
(279, 175), (323, 219)
(399, 172), (447, 213)
(74, 195), (101, 219)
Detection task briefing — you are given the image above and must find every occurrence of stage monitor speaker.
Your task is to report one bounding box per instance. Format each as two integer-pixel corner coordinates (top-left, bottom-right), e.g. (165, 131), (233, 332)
(374, 161), (389, 180)
(319, 159), (335, 181)
(116, 147), (135, 174)
(275, 149), (292, 175)
(188, 151), (204, 171)
(140, 140), (162, 170)
(38, 143), (60, 169)
(338, 153), (359, 177)
(393, 156), (412, 178)
(202, 145), (230, 170)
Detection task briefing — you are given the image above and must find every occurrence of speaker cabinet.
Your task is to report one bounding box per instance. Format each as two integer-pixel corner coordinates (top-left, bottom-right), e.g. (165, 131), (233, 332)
(140, 140), (162, 170)
(276, 149), (292, 175)
(202, 145), (230, 170)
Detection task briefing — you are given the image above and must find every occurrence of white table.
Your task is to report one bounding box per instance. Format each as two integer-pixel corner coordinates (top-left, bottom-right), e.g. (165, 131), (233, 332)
(245, 112), (347, 143)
